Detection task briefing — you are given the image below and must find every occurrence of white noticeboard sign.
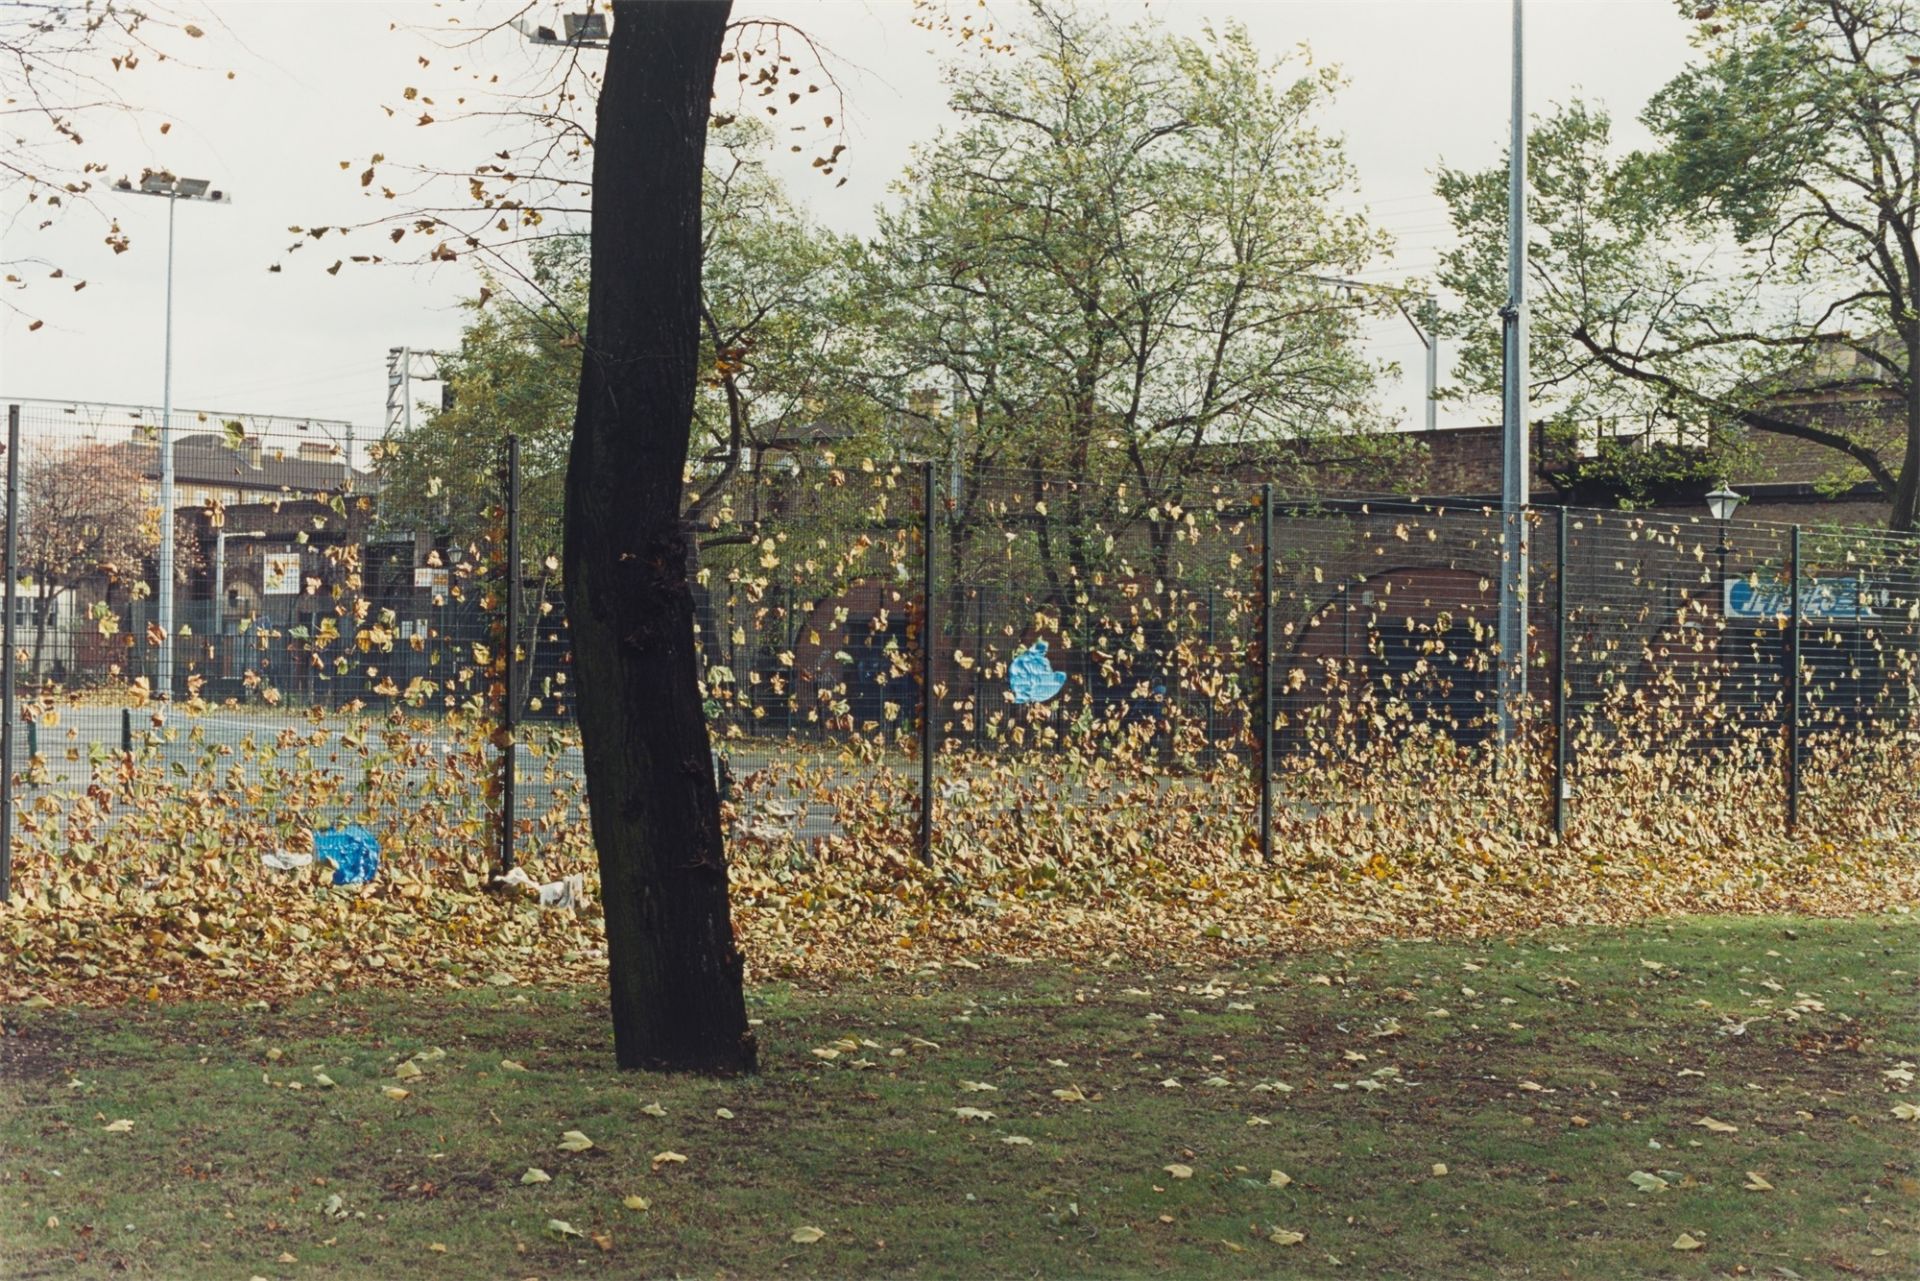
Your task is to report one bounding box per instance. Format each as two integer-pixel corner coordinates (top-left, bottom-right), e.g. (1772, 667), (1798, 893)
(263, 551), (302, 596)
(413, 567), (450, 592)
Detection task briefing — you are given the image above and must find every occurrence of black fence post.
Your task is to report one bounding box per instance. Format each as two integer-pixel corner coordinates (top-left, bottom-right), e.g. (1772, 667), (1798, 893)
(501, 433), (520, 874)
(121, 707), (133, 756)
(1259, 483), (1274, 865)
(1553, 506), (1569, 839)
(919, 461), (935, 866)
(1204, 585), (1217, 768)
(0, 404), (17, 902)
(1787, 524), (1802, 834)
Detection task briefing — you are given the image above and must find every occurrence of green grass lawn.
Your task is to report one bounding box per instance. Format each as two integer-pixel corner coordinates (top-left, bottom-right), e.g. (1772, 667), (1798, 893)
(3, 914), (1915, 1279)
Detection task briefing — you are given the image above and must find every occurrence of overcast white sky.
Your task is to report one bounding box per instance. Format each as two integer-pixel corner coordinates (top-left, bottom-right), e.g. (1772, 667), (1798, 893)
(1, 0), (1696, 449)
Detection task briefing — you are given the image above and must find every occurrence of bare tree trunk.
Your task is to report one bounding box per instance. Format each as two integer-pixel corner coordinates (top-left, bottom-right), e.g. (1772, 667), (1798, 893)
(564, 0), (755, 1075)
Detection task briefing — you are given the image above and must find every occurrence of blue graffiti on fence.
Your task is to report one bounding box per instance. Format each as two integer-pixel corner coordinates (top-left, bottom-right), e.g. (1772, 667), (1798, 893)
(1008, 640), (1067, 704)
(1725, 578), (1890, 621)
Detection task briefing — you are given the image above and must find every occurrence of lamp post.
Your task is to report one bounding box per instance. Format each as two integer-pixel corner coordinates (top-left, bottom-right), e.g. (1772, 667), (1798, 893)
(113, 173), (233, 697)
(1295, 275), (1440, 433)
(1706, 482), (1744, 611)
(1498, 0), (1530, 748)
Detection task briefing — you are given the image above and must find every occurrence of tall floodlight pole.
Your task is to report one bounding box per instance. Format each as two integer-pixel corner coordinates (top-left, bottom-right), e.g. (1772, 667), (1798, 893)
(1497, 0), (1530, 745)
(114, 173), (232, 696)
(1296, 274), (1440, 433)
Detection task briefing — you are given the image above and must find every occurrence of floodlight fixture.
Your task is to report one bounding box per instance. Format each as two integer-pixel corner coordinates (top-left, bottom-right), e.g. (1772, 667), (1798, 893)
(565, 13), (608, 41)
(523, 11), (611, 47)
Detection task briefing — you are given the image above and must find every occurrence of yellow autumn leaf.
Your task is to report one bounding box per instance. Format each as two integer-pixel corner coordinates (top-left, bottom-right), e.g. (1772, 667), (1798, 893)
(790, 1226), (825, 1244)
(1268, 1230), (1305, 1246)
(558, 1130), (594, 1153)
(1671, 1233), (1704, 1251)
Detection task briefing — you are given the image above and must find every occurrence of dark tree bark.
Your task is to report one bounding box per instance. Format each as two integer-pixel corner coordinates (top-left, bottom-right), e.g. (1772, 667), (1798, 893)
(565, 0), (756, 1075)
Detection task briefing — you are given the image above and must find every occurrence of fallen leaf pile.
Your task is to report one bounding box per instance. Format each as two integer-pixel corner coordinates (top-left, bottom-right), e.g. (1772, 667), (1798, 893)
(1, 579), (1917, 1008)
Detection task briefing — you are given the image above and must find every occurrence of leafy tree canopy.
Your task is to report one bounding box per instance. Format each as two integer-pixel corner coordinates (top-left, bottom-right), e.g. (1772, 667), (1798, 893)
(1437, 0), (1920, 527)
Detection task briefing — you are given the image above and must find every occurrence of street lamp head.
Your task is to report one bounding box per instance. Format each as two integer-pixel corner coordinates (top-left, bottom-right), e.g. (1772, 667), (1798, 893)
(1705, 482), (1744, 523)
(564, 13), (609, 41)
(116, 173), (231, 202)
(520, 12), (610, 46)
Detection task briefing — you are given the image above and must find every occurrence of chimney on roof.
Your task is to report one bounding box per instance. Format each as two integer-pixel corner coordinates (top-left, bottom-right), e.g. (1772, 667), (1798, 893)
(296, 442), (334, 463)
(244, 436), (262, 468)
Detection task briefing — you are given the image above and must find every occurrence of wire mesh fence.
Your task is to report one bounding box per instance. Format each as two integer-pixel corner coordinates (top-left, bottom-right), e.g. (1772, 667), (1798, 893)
(1, 403), (1916, 908)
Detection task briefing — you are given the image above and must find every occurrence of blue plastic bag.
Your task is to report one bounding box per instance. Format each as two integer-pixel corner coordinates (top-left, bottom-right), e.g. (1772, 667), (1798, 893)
(314, 825), (381, 886)
(1008, 640), (1067, 705)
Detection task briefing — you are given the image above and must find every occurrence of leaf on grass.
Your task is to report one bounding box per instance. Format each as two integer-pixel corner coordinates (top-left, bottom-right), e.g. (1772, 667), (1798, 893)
(1628, 1171), (1669, 1193)
(382, 1087), (411, 1101)
(558, 1130), (594, 1153)
(622, 1195), (650, 1211)
(641, 1102), (668, 1118)
(1164, 1163), (1194, 1179)
(652, 1151), (688, 1168)
(521, 1167), (551, 1185)
(102, 1118), (134, 1133)
(428, 1242), (447, 1253)
(1051, 1085), (1087, 1103)
(546, 1218), (583, 1239)
(1431, 1163), (1448, 1176)
(1001, 1135), (1033, 1146)
(1671, 1232), (1703, 1251)
(959, 1080), (998, 1093)
(500, 1059), (527, 1073)
(394, 1060), (422, 1080)
(952, 1107), (995, 1122)
(313, 1073), (336, 1089)
(715, 1108), (735, 1120)
(1692, 1116), (1738, 1133)
(1268, 1229), (1305, 1246)
(790, 1226), (825, 1244)
(1743, 1172), (1773, 1191)
(1891, 1102), (1920, 1121)
(1268, 1170), (1292, 1188)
